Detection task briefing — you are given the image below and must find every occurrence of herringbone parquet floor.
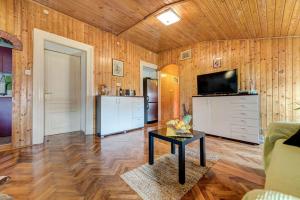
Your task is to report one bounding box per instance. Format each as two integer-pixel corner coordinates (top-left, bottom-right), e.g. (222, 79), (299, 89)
(0, 124), (265, 200)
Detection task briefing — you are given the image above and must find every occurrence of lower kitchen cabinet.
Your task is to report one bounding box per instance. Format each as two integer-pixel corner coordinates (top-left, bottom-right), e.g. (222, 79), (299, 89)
(96, 96), (144, 136)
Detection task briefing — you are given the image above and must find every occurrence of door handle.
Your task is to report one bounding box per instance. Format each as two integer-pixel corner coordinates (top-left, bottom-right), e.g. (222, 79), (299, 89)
(147, 96), (149, 102)
(147, 104), (149, 110)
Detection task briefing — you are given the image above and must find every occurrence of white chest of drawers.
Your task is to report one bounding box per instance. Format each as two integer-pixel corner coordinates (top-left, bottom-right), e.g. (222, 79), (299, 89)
(192, 95), (260, 143)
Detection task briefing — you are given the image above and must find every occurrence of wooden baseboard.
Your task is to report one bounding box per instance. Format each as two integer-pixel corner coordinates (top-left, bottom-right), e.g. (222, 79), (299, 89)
(0, 143), (12, 152)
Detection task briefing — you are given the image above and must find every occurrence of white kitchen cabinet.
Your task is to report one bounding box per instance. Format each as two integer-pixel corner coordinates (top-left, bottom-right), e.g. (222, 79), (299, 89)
(132, 98), (144, 128)
(192, 98), (210, 133)
(210, 98), (231, 138)
(97, 96), (144, 136)
(192, 95), (260, 144)
(100, 96), (119, 134)
(118, 97), (133, 131)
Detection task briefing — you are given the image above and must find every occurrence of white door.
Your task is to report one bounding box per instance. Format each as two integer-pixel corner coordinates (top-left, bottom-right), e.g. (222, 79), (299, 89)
(44, 50), (81, 135)
(101, 97), (119, 135)
(118, 97), (133, 131)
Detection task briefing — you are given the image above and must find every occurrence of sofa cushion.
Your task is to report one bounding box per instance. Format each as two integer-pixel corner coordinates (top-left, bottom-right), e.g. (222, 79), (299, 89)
(264, 122), (300, 171)
(265, 139), (300, 198)
(284, 129), (300, 147)
(0, 194), (13, 200)
(242, 189), (300, 200)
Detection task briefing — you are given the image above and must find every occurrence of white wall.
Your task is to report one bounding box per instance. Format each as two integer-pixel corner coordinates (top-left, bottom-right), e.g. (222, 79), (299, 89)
(143, 67), (157, 79)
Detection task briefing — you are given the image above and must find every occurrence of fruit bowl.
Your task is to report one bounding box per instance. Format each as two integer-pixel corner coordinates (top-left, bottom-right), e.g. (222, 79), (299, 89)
(166, 115), (192, 136)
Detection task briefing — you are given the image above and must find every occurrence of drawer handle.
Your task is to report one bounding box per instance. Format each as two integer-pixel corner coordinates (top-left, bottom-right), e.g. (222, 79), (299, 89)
(240, 113), (246, 115)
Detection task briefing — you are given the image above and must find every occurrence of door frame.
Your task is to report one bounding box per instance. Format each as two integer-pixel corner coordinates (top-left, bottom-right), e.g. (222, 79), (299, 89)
(139, 60), (157, 96)
(158, 64), (180, 122)
(32, 29), (94, 145)
(139, 60), (160, 121)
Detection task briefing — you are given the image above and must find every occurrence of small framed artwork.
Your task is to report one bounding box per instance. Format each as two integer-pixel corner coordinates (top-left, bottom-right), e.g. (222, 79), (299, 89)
(112, 59), (124, 77)
(213, 57), (222, 68)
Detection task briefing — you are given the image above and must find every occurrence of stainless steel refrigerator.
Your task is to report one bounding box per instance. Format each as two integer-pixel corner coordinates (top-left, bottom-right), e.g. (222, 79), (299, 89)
(143, 78), (158, 123)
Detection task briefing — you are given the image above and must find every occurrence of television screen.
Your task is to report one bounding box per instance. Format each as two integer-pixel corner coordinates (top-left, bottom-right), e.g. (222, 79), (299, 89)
(197, 69), (237, 95)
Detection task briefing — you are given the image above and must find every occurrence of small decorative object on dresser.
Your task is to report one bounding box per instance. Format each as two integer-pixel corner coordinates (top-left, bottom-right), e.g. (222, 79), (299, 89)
(212, 57), (222, 68)
(99, 84), (109, 95)
(112, 59), (124, 77)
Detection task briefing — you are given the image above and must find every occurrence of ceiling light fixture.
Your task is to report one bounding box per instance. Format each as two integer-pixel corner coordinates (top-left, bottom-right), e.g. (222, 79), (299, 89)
(156, 9), (181, 26)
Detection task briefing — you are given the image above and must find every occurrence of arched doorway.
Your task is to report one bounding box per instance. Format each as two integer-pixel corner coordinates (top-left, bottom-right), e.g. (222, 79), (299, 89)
(159, 64), (180, 122)
(0, 30), (22, 149)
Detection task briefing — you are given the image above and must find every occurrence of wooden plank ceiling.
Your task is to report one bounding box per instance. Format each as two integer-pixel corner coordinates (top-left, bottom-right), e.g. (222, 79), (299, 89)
(34, 0), (300, 52)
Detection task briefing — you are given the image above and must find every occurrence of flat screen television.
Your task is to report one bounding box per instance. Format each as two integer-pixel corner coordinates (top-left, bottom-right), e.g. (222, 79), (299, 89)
(197, 69), (238, 95)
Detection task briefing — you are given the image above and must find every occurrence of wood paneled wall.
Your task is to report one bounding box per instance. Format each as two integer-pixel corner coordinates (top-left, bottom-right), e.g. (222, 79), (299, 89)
(158, 38), (300, 131)
(0, 0), (158, 147)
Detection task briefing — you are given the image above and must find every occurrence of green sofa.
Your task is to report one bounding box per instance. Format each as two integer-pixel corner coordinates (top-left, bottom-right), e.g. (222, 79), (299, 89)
(243, 122), (300, 200)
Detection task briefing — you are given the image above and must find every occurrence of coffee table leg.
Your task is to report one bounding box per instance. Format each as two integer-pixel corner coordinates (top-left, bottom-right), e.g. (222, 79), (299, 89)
(200, 137), (206, 167)
(171, 143), (175, 154)
(149, 134), (154, 165)
(178, 144), (185, 184)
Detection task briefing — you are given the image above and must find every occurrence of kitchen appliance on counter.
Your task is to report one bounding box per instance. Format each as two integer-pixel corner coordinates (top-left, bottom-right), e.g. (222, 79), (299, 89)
(143, 78), (158, 123)
(124, 89), (136, 96)
(116, 87), (136, 96)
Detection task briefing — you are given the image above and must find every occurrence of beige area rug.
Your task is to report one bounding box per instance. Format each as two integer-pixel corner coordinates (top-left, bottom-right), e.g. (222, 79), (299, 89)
(121, 148), (219, 200)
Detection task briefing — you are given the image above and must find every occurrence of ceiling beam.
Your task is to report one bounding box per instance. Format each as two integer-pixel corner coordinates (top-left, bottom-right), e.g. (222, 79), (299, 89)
(117, 0), (190, 36)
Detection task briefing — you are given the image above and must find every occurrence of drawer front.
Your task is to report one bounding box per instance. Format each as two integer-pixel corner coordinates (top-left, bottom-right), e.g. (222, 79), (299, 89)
(230, 96), (259, 104)
(231, 118), (259, 127)
(232, 103), (259, 111)
(231, 110), (259, 119)
(231, 132), (259, 143)
(231, 125), (259, 136)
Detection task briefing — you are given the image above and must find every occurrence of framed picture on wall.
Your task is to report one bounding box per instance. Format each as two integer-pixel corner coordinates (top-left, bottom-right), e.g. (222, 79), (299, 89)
(112, 59), (124, 77)
(212, 57), (222, 68)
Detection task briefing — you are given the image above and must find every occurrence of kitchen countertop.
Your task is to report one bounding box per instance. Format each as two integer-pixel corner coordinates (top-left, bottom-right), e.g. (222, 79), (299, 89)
(192, 93), (258, 97)
(98, 95), (144, 97)
(0, 96), (12, 98)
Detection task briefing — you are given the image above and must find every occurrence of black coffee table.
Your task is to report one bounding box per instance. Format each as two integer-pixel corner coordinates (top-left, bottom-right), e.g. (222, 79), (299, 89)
(148, 128), (206, 184)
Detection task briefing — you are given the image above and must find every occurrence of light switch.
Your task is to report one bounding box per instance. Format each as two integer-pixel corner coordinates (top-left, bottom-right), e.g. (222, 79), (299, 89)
(116, 82), (121, 87)
(25, 69), (31, 76)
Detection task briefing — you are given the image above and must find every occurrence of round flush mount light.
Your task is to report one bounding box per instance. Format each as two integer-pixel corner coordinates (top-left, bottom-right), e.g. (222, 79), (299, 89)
(43, 9), (49, 15)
